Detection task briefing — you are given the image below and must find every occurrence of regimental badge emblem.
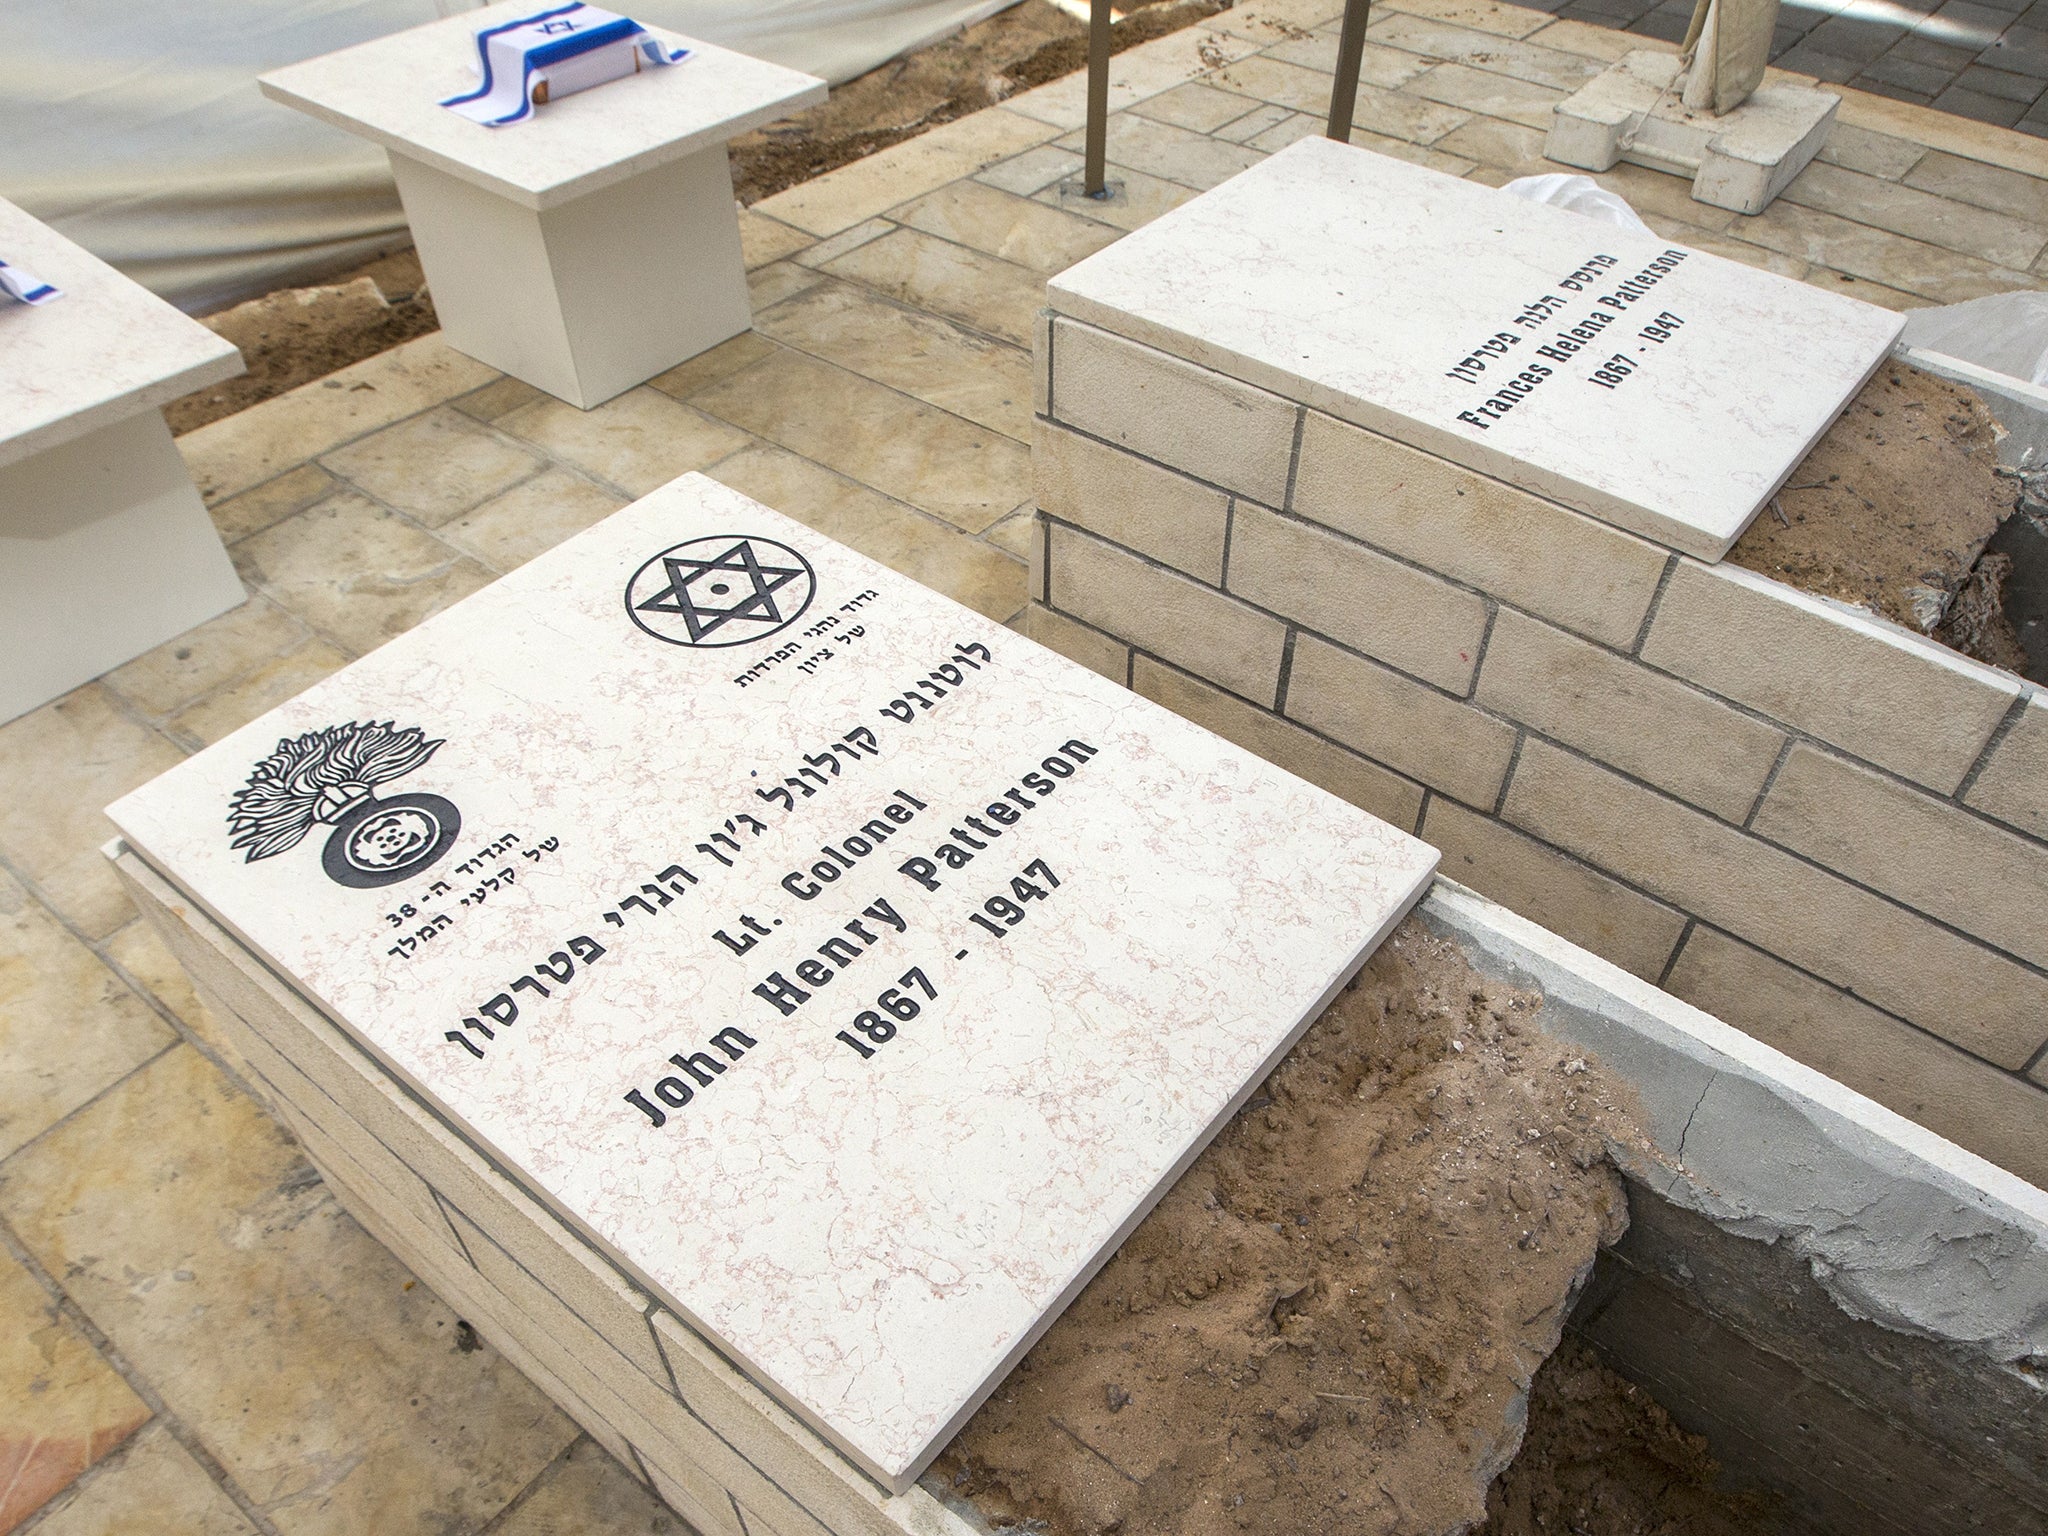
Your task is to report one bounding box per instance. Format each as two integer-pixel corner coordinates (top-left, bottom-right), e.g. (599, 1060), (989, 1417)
(624, 533), (816, 648)
(227, 721), (463, 889)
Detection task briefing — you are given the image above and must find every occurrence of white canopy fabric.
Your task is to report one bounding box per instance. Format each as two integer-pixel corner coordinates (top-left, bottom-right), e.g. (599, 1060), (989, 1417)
(0, 0), (1014, 312)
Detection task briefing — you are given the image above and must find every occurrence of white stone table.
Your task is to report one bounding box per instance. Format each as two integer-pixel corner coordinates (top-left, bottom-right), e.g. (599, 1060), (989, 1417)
(1046, 136), (1905, 560)
(0, 197), (245, 725)
(260, 3), (825, 409)
(107, 470), (1438, 1492)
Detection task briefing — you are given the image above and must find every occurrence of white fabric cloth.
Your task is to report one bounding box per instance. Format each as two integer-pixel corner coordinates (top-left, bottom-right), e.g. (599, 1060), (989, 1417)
(1499, 173), (1654, 237)
(441, 4), (687, 127)
(0, 0), (1019, 312)
(0, 256), (60, 305)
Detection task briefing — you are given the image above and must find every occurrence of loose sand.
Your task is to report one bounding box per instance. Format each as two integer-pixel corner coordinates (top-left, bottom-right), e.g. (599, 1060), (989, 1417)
(935, 918), (1777, 1536)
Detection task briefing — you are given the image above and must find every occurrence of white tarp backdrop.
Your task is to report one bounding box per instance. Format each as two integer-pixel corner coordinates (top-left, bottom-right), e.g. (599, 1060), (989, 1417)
(0, 0), (1015, 313)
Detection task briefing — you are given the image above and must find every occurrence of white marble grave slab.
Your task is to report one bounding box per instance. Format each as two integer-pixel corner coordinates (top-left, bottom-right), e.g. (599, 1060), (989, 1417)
(259, 1), (824, 210)
(0, 197), (241, 469)
(108, 472), (1437, 1492)
(1047, 136), (1905, 560)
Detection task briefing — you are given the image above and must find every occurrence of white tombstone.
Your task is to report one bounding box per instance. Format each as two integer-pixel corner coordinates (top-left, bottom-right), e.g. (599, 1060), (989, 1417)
(1047, 137), (1902, 560)
(106, 471), (1439, 1493)
(259, 2), (825, 409)
(0, 197), (246, 725)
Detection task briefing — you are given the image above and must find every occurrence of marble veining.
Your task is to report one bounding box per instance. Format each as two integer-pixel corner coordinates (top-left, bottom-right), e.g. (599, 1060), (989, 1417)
(258, 1), (825, 210)
(1047, 136), (1904, 561)
(0, 198), (242, 468)
(108, 473), (1438, 1492)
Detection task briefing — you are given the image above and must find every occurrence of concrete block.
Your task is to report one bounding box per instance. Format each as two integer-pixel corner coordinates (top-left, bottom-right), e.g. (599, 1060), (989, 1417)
(1475, 607), (1786, 821)
(1966, 693), (2048, 841)
(1289, 411), (1669, 650)
(1500, 739), (2048, 1068)
(1133, 654), (1425, 832)
(1048, 319), (1298, 505)
(1755, 742), (2048, 971)
(1546, 51), (1838, 216)
(1282, 635), (1518, 809)
(1666, 926), (2048, 1189)
(1047, 523), (1287, 704)
(1019, 602), (1128, 684)
(1639, 559), (2020, 795)
(1420, 797), (1686, 982)
(1033, 419), (1229, 581)
(1225, 503), (1490, 693)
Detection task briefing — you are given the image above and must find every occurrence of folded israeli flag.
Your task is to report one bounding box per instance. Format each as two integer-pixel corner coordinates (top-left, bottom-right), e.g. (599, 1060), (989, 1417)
(441, 3), (688, 127)
(0, 257), (59, 306)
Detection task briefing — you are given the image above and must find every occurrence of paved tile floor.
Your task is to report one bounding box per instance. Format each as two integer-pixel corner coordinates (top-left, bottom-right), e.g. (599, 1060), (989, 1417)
(1557, 0), (2048, 131)
(6, 1), (2048, 1529)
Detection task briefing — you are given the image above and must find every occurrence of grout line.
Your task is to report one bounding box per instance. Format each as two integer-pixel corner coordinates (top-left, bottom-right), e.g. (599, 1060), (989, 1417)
(1956, 686), (2033, 801)
(1656, 917), (1697, 990)
(1743, 735), (1797, 830)
(1491, 729), (1527, 819)
(0, 1208), (289, 1536)
(1282, 406), (1306, 511)
(476, 1437), (582, 1536)
(1220, 497), (1237, 587)
(1467, 598), (1499, 700)
(1274, 626), (1299, 712)
(1629, 553), (1679, 657)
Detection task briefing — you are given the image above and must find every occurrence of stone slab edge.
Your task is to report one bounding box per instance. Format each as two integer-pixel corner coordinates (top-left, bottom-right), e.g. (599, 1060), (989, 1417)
(1420, 877), (2048, 1367)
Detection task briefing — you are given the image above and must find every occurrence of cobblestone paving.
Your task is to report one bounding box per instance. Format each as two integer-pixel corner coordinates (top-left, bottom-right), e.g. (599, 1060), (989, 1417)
(1552, 0), (2048, 132)
(5, 1), (2048, 1529)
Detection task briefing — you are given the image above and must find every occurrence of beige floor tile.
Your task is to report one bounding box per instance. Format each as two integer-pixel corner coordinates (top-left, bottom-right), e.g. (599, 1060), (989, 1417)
(645, 331), (781, 401)
(694, 351), (1030, 533)
(0, 1046), (578, 1536)
(234, 492), (493, 657)
(167, 640), (353, 749)
(1834, 84), (2048, 185)
(1819, 124), (1926, 181)
(1263, 32), (1432, 82)
(737, 207), (814, 269)
(1055, 111), (1269, 191)
(0, 687), (183, 940)
(1381, 0), (1556, 39)
(708, 444), (1028, 620)
(1783, 161), (2048, 270)
(176, 334), (498, 506)
(1410, 62), (1567, 132)
(982, 505), (1042, 562)
(318, 408), (546, 527)
(450, 376), (544, 424)
(495, 389), (751, 499)
(975, 144), (1084, 196)
(0, 868), (172, 1163)
(888, 179), (1121, 275)
(745, 260), (826, 310)
(1588, 160), (1740, 233)
(1339, 79), (1472, 145)
(754, 109), (1057, 236)
(1129, 80), (1271, 133)
(1347, 124), (1481, 175)
(1370, 13), (1606, 89)
(822, 226), (1045, 346)
(1524, 17), (1647, 62)
(755, 280), (1035, 440)
(0, 1244), (151, 1533)
(792, 217), (895, 268)
(103, 917), (246, 1074)
(442, 468), (630, 573)
(202, 465), (340, 547)
(29, 1422), (259, 1536)
(1433, 112), (1550, 171)
(1905, 149), (2048, 228)
(101, 599), (307, 719)
(1030, 165), (1198, 231)
(1213, 101), (1296, 144)
(1653, 222), (1809, 279)
(1733, 199), (2035, 303)
(491, 1438), (673, 1536)
(1214, 49), (1421, 113)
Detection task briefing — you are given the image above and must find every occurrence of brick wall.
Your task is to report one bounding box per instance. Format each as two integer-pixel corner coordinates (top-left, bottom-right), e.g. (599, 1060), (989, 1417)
(1026, 313), (2048, 1188)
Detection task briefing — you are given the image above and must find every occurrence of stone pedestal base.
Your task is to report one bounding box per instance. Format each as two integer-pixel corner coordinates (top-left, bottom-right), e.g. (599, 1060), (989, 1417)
(1, 410), (243, 724)
(1546, 50), (1837, 216)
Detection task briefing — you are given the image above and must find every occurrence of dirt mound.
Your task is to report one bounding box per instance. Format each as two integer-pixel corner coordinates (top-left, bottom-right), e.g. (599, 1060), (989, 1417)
(937, 919), (1656, 1536)
(1480, 1341), (1782, 1536)
(1728, 362), (2022, 671)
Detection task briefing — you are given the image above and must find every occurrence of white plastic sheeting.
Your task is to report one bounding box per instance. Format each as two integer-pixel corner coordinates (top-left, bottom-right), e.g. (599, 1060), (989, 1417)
(0, 0), (1015, 312)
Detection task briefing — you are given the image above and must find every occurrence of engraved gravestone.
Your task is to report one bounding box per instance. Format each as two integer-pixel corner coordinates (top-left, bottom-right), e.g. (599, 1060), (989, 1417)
(1046, 136), (1905, 560)
(108, 472), (1439, 1492)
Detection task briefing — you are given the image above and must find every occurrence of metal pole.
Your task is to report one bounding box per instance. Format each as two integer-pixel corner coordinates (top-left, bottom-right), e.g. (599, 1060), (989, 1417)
(1326, 0), (1372, 142)
(1084, 0), (1113, 196)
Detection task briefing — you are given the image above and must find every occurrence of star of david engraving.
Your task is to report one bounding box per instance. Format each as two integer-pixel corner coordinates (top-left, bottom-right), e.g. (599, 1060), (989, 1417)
(624, 534), (817, 649)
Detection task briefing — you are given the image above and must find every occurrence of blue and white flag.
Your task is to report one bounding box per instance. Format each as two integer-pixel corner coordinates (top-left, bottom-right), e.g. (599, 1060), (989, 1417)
(441, 3), (688, 127)
(0, 257), (60, 306)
